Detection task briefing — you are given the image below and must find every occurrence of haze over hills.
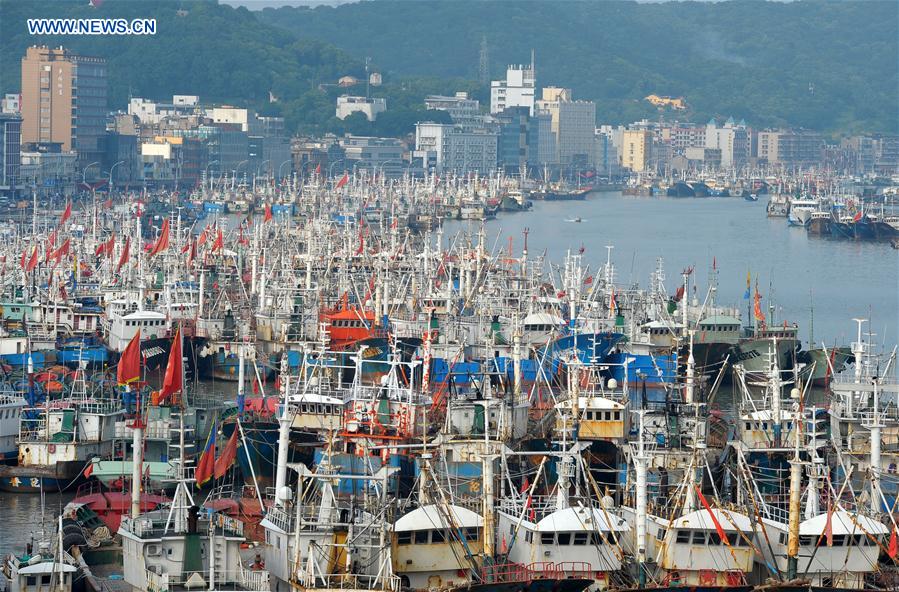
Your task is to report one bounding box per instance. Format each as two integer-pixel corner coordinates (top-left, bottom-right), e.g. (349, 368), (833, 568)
(258, 0), (899, 135)
(0, 0), (895, 136)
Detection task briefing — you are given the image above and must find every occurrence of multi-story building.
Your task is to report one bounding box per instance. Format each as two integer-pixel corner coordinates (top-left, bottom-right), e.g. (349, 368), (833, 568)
(535, 88), (596, 166)
(129, 96), (199, 125)
(558, 100), (596, 167)
(756, 129), (824, 169)
(594, 128), (620, 179)
(620, 129), (653, 173)
(336, 96), (387, 122)
(0, 113), (22, 196)
(339, 135), (405, 177)
(490, 61), (536, 115)
(496, 107), (533, 172)
(414, 122), (497, 174)
(21, 46), (108, 171)
(291, 136), (344, 177)
(19, 144), (77, 191)
(704, 118), (749, 170)
(174, 124), (248, 176)
(425, 93), (484, 131)
(534, 110), (556, 167)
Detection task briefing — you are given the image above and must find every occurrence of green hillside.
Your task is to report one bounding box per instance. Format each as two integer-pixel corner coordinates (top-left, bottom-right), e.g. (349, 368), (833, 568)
(258, 0), (899, 135)
(0, 0), (459, 135)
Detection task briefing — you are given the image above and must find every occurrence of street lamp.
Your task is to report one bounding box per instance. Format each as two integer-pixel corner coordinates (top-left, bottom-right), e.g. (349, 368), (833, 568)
(109, 160), (125, 194)
(82, 161), (100, 188)
(329, 158), (346, 179)
(234, 159), (249, 189)
(278, 159), (292, 180)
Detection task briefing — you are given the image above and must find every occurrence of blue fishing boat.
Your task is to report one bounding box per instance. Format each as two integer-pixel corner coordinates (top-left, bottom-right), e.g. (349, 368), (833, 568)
(56, 336), (109, 367)
(540, 331), (624, 372)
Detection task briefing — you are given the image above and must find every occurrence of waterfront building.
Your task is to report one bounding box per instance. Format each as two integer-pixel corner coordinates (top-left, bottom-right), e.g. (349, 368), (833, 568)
(19, 144), (77, 191)
(21, 45), (108, 171)
(414, 122), (497, 174)
(704, 118), (749, 170)
(339, 135), (405, 177)
(756, 129), (824, 169)
(620, 129), (653, 172)
(534, 87), (595, 167)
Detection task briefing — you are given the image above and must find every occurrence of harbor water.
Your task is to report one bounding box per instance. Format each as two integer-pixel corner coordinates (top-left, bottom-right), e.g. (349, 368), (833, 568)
(446, 191), (898, 343)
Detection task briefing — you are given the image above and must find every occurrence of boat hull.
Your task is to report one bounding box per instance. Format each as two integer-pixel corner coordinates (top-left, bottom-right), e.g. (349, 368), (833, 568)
(0, 460), (86, 492)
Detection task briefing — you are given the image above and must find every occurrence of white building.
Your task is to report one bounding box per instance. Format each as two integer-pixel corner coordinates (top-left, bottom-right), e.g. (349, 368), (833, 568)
(128, 96), (201, 125)
(415, 122), (497, 174)
(490, 62), (536, 115)
(336, 96), (387, 122)
(705, 117), (749, 170)
(208, 106), (251, 131)
(1, 94), (20, 114)
(424, 92), (483, 130)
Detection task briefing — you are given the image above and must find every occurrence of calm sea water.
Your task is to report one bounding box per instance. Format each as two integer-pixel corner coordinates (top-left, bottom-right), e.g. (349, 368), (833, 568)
(1, 192), (895, 557)
(445, 192), (898, 345)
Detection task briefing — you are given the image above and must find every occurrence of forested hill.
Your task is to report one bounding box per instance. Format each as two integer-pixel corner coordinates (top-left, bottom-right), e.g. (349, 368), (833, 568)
(258, 0), (899, 135)
(0, 0), (460, 135)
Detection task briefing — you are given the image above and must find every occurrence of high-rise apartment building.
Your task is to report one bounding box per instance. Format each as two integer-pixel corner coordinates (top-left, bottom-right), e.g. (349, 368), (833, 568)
(621, 129), (653, 172)
(21, 46), (107, 170)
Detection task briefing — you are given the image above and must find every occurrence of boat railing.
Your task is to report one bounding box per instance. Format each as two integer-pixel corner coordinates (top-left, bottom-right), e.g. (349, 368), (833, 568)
(295, 571), (401, 592)
(77, 398), (122, 415)
(265, 505), (294, 533)
(238, 562), (271, 591)
(208, 510), (245, 537)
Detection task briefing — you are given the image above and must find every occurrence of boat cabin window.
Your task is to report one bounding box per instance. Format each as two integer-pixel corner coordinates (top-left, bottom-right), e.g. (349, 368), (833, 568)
(414, 530), (429, 544)
(573, 533), (589, 545)
(541, 533), (554, 545)
(676, 530), (690, 543)
(657, 528), (665, 541)
(692, 531), (706, 544)
(464, 527), (479, 541)
(397, 532), (412, 544)
(557, 532), (571, 545)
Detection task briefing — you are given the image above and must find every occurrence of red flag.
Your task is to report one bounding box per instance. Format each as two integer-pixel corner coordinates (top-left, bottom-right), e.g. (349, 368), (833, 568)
(95, 232), (115, 257)
(83, 463), (94, 478)
(264, 203), (273, 223)
(520, 477), (530, 494)
(694, 485), (730, 546)
(195, 422), (217, 487)
(47, 230), (57, 249)
(674, 285), (686, 302)
(335, 172), (349, 189)
(60, 201), (72, 226)
(158, 329), (183, 404)
(214, 428), (239, 479)
(116, 238), (130, 272)
(19, 250), (26, 270)
(890, 527), (898, 559)
(149, 219), (170, 257)
(186, 239), (197, 267)
(117, 330), (142, 386)
(824, 499), (833, 547)
(197, 226), (209, 246)
(211, 229), (224, 252)
(26, 247), (38, 272)
(180, 241), (191, 254)
(852, 211), (862, 223)
(314, 163), (321, 175)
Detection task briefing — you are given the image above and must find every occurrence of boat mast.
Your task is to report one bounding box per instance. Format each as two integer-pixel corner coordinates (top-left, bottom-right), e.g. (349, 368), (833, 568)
(786, 384), (803, 580)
